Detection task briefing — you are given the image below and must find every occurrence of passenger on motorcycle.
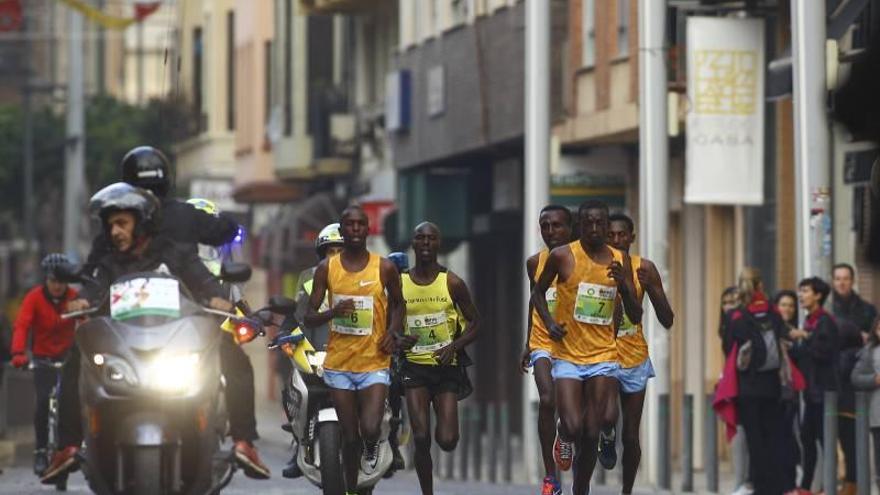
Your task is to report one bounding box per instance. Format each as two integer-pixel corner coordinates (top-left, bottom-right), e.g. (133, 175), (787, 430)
(187, 197), (270, 480)
(304, 205), (406, 493)
(41, 183), (251, 483)
(10, 253), (78, 476)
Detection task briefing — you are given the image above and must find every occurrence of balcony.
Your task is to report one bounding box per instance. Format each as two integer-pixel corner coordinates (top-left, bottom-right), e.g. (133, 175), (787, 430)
(299, 0), (391, 15)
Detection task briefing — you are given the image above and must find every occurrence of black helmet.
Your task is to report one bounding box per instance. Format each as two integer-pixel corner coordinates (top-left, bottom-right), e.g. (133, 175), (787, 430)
(120, 146), (173, 198)
(40, 253), (71, 279)
(89, 182), (161, 239)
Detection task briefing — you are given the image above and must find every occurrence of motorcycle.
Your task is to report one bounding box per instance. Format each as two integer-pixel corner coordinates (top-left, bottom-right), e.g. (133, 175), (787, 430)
(268, 298), (393, 495)
(58, 262), (266, 495)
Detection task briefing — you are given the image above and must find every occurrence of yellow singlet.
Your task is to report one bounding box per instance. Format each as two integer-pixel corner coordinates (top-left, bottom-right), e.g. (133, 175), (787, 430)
(617, 255), (649, 368)
(325, 253), (390, 372)
(401, 270), (459, 366)
(553, 241), (623, 365)
(529, 249), (556, 354)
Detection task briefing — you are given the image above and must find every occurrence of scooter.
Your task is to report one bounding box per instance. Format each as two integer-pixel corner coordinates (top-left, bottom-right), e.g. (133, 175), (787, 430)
(58, 263), (263, 495)
(268, 299), (393, 495)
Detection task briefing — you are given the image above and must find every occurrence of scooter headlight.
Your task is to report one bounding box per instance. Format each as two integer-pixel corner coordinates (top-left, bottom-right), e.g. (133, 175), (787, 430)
(92, 354), (139, 387)
(147, 353), (201, 394)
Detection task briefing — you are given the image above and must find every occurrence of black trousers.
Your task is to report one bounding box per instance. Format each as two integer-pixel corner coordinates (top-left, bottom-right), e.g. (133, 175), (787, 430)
(800, 399), (824, 490)
(738, 396), (786, 495)
(780, 400), (801, 492)
(58, 334), (259, 448)
(33, 365), (59, 450)
(838, 415), (856, 483)
(871, 428), (880, 485)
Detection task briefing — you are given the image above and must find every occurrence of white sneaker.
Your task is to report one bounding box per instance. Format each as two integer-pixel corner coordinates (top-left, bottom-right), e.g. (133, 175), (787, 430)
(360, 441), (381, 475)
(731, 484), (755, 495)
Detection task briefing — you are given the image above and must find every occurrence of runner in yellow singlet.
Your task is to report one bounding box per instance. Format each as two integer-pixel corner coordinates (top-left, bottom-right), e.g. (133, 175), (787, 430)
(398, 222), (480, 495)
(304, 205), (405, 492)
(519, 205), (572, 495)
(532, 200), (642, 495)
(607, 213), (674, 495)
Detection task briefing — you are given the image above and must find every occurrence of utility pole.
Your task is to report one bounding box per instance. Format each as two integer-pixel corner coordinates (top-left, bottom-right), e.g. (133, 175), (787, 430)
(638, 0), (670, 488)
(522, 0), (551, 484)
(137, 20), (144, 104)
(63, 7), (86, 258)
(22, 6), (34, 251)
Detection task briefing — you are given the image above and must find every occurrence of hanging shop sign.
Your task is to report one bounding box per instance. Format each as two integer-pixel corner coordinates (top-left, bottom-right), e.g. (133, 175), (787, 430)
(57, 0), (160, 30)
(685, 17), (765, 205)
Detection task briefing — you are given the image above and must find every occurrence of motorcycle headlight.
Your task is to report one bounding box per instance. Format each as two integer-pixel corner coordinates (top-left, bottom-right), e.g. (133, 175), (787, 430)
(147, 353), (201, 394)
(92, 354), (139, 387)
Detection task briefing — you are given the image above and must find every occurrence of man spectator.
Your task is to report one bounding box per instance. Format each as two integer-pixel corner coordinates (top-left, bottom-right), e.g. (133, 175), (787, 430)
(832, 263), (878, 340)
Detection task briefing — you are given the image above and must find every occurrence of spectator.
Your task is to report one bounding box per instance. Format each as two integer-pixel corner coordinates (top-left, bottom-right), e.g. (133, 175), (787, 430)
(832, 263), (877, 341)
(850, 316), (880, 494)
(727, 268), (788, 495)
(718, 286), (753, 495)
(790, 276), (839, 494)
(774, 290), (802, 494)
(837, 321), (862, 495)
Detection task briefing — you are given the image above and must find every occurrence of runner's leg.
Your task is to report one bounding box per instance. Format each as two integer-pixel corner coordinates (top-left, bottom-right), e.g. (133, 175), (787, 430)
(330, 388), (361, 491)
(555, 378), (586, 443)
(356, 383), (388, 447)
(406, 386), (434, 495)
(432, 391), (459, 452)
(620, 389), (646, 494)
(573, 376), (617, 495)
(534, 358), (557, 477)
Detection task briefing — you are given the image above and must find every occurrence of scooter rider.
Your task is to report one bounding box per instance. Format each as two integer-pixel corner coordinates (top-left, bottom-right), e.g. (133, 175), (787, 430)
(41, 183), (258, 483)
(10, 254), (78, 476)
(282, 223), (345, 479)
(186, 198), (270, 480)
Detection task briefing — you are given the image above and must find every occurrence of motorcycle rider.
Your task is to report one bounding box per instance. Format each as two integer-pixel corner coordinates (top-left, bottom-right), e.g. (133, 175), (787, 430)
(41, 183), (270, 483)
(87, 146), (240, 264)
(10, 254), (78, 476)
(186, 198), (270, 480)
(304, 205), (405, 493)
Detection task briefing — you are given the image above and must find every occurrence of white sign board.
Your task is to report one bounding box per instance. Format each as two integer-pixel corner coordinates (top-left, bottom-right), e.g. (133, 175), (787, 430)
(110, 277), (181, 320)
(685, 17), (765, 205)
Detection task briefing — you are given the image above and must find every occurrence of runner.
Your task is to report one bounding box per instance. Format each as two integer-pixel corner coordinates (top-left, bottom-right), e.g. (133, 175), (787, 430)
(399, 222), (480, 495)
(607, 213), (674, 495)
(303, 205), (405, 494)
(520, 205), (573, 495)
(532, 199), (642, 495)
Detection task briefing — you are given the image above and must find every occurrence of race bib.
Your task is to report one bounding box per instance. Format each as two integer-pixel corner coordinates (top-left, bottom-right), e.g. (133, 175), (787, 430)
(331, 295), (374, 336)
(407, 312), (452, 353)
(574, 282), (616, 325)
(546, 287), (558, 315)
(617, 314), (639, 338)
(110, 277), (180, 320)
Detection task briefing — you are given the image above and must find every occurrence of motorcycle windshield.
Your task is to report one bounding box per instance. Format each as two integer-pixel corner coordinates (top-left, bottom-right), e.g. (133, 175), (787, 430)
(108, 272), (202, 326)
(78, 313), (219, 355)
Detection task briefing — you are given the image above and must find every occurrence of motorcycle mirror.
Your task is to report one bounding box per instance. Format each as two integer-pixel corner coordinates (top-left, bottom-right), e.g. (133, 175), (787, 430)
(220, 262), (252, 283)
(268, 295), (296, 315)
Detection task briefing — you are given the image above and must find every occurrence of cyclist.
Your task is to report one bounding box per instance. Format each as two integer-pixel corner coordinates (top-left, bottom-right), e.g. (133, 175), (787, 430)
(10, 254), (78, 476)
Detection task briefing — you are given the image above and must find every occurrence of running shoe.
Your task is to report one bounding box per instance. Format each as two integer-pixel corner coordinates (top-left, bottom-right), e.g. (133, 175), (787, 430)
(361, 441), (382, 475)
(541, 475), (563, 495)
(553, 426), (573, 472)
(597, 428), (617, 469)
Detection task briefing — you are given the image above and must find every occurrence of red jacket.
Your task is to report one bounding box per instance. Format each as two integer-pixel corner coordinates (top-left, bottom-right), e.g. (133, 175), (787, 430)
(11, 285), (77, 358)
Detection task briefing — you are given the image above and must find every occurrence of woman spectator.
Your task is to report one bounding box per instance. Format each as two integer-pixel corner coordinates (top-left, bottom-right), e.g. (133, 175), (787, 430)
(774, 290), (802, 494)
(719, 286), (753, 495)
(851, 316), (880, 494)
(728, 269), (788, 495)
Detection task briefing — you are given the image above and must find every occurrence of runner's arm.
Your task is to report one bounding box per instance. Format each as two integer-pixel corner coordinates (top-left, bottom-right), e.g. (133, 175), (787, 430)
(303, 260), (336, 327)
(641, 259), (674, 329)
(381, 259), (405, 353)
(522, 256), (539, 356)
(614, 256), (643, 326)
(448, 271), (481, 351)
(532, 249), (565, 340)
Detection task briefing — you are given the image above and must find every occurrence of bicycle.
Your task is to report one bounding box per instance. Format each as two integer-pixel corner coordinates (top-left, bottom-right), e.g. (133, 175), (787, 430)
(29, 356), (68, 492)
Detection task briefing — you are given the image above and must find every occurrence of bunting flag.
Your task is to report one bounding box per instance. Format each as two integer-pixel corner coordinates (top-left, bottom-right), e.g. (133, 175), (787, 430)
(56, 0), (161, 30)
(0, 0), (22, 32)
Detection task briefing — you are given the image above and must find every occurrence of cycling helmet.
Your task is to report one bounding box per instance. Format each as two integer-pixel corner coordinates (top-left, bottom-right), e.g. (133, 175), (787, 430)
(316, 223), (344, 257)
(387, 252), (409, 273)
(120, 146), (173, 198)
(89, 182), (161, 238)
(187, 198), (219, 216)
(41, 253), (71, 279)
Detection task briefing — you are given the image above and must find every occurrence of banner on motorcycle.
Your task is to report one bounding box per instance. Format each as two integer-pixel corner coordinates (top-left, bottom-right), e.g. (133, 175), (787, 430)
(685, 17), (765, 205)
(110, 277), (181, 320)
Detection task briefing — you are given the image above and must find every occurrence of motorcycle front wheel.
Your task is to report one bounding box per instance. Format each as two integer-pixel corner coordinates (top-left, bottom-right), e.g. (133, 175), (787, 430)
(130, 447), (163, 495)
(318, 423), (345, 495)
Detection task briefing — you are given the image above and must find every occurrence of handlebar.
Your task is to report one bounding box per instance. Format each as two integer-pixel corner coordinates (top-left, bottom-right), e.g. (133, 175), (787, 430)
(61, 307), (100, 320)
(28, 357), (65, 371)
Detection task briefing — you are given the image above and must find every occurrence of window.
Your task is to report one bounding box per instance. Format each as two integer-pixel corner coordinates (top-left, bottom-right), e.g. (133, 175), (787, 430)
(227, 11), (235, 131)
(193, 27), (203, 123)
(284, 0), (292, 136)
(617, 0), (629, 57)
(582, 0), (595, 67)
